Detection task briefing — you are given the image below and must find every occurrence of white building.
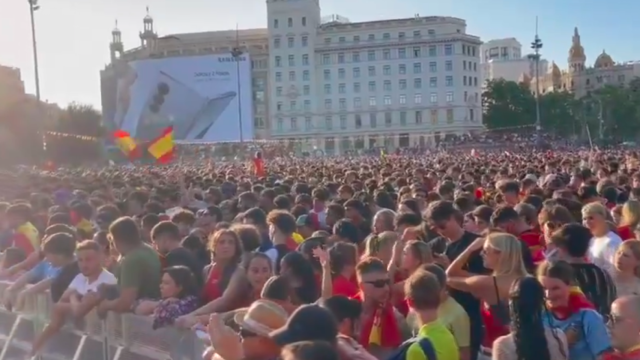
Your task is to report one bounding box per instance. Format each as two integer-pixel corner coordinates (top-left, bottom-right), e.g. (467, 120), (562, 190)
(482, 56), (549, 84)
(267, 0), (483, 154)
(480, 38), (522, 62)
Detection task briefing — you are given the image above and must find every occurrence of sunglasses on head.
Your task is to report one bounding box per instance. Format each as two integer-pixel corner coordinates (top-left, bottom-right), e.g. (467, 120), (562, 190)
(365, 279), (391, 288)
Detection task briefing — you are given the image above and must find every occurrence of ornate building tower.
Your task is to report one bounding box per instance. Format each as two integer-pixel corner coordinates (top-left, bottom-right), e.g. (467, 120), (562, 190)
(109, 20), (124, 63)
(139, 7), (157, 47)
(568, 27), (586, 73)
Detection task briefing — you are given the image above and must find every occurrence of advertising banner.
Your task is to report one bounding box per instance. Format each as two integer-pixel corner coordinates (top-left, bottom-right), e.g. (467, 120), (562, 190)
(101, 53), (253, 142)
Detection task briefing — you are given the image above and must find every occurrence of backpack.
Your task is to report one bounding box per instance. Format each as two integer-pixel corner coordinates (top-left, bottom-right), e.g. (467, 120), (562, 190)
(386, 336), (438, 360)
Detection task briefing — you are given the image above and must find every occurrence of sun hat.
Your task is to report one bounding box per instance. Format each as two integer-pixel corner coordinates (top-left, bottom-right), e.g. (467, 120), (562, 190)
(232, 300), (288, 336)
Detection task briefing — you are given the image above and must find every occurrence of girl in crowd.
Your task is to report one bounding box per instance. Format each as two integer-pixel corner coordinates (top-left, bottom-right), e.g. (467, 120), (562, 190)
(325, 242), (358, 298)
(388, 240), (433, 316)
(617, 199), (640, 241)
(582, 202), (623, 277)
(362, 231), (396, 266)
(613, 240), (640, 297)
(280, 252), (319, 304)
(537, 260), (610, 360)
(492, 276), (568, 360)
(446, 232), (528, 359)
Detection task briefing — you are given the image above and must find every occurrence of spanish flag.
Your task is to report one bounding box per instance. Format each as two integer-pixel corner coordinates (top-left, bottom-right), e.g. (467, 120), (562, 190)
(12, 222), (40, 255)
(147, 126), (174, 164)
(113, 130), (139, 159)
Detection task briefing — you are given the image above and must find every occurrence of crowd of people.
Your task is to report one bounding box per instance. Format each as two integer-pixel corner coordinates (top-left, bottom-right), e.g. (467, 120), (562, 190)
(0, 146), (639, 360)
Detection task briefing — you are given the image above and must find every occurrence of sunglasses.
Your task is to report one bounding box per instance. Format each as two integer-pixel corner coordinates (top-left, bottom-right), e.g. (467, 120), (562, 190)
(365, 279), (391, 288)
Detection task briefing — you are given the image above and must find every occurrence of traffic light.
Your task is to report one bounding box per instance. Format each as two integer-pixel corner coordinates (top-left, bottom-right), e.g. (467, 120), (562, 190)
(149, 82), (170, 114)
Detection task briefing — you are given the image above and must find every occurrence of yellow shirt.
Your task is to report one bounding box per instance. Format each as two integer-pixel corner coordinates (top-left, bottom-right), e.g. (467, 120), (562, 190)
(292, 232), (304, 244)
(406, 297), (470, 348)
(406, 320), (460, 360)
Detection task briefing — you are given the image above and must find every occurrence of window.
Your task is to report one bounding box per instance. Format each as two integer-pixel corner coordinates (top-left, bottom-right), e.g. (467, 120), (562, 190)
(413, 30), (421, 38)
(339, 83), (346, 94)
(339, 36), (345, 43)
(324, 37), (331, 44)
(290, 100), (296, 110)
(323, 54), (330, 64)
(289, 71), (296, 81)
(383, 65), (391, 75)
(384, 95), (391, 105)
(399, 94), (406, 104)
(274, 38), (281, 48)
(398, 32), (405, 40)
(430, 93), (438, 103)
(355, 114), (362, 128)
(399, 48), (406, 59)
(275, 56), (282, 67)
(276, 72), (282, 82)
(413, 63), (422, 74)
(414, 78), (422, 89)
(413, 47), (421, 58)
(446, 75), (453, 87)
(399, 64), (406, 75)
(399, 79), (407, 90)
(446, 91), (454, 102)
(463, 60), (467, 71)
(383, 80), (391, 91)
(274, 19), (279, 28)
(324, 69), (330, 80)
(302, 54), (309, 65)
(302, 17), (307, 26)
(400, 111), (407, 125)
(276, 102), (283, 111)
(305, 117), (312, 130)
(368, 66), (376, 76)
(429, 45), (437, 56)
(447, 109), (454, 123)
(430, 77), (437, 88)
(353, 67), (360, 78)
(287, 18), (293, 27)
(463, 76), (467, 86)
(368, 81), (376, 92)
(276, 86), (283, 96)
(254, 117), (264, 128)
(324, 84), (331, 94)
(429, 62), (437, 72)
(368, 50), (376, 61)
(385, 112), (392, 127)
(290, 117), (297, 130)
(368, 34), (375, 41)
(430, 109), (438, 124)
(340, 115), (347, 129)
(288, 55), (295, 66)
(304, 100), (311, 111)
(303, 70), (310, 81)
(303, 85), (310, 95)
(325, 116), (333, 130)
(464, 91), (468, 101)
(302, 36), (308, 47)
(354, 97), (361, 108)
(370, 113), (377, 128)
(324, 99), (332, 110)
(428, 29), (435, 36)
(445, 60), (453, 71)
(339, 98), (346, 110)
(276, 118), (283, 131)
(352, 52), (360, 62)
(383, 33), (390, 40)
(354, 82), (361, 93)
(414, 94), (422, 104)
(474, 77), (478, 86)
(444, 44), (453, 56)
(338, 68), (345, 79)
(415, 110), (422, 124)
(369, 96), (376, 107)
(338, 53), (345, 63)
(354, 35), (360, 43)
(288, 37), (294, 48)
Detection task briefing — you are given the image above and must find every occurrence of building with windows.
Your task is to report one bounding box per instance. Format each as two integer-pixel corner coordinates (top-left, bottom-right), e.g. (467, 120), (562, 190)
(480, 37), (548, 85)
(528, 27), (640, 98)
(268, 0), (483, 154)
(480, 38), (522, 63)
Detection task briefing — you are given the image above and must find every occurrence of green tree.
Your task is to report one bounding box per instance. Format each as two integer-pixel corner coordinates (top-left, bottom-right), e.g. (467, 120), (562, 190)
(538, 91), (579, 137)
(482, 79), (535, 130)
(45, 103), (105, 165)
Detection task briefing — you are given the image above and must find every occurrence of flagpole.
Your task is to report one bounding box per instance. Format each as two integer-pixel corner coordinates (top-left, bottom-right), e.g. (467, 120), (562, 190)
(231, 24), (244, 143)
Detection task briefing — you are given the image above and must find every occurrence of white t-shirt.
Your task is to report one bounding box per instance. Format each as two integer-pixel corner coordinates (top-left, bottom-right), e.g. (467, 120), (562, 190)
(588, 231), (622, 278)
(68, 269), (117, 296)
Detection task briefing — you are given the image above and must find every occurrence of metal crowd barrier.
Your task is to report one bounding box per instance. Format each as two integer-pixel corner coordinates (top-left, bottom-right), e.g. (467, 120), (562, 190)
(0, 281), (205, 360)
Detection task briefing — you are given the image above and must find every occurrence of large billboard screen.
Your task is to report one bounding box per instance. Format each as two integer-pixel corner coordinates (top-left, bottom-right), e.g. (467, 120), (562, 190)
(101, 53), (253, 142)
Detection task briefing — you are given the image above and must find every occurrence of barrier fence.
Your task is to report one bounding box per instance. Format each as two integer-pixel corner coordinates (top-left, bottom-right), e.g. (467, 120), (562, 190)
(0, 281), (205, 360)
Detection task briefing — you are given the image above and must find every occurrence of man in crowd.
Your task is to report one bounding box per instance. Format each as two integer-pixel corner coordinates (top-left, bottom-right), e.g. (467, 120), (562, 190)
(606, 295), (640, 360)
(151, 220), (203, 284)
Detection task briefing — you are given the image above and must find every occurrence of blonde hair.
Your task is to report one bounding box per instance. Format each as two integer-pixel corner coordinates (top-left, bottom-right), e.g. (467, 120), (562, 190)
(363, 231), (397, 258)
(581, 202), (608, 219)
(622, 200), (640, 229)
(404, 240), (433, 265)
(485, 232), (528, 276)
(618, 240), (640, 278)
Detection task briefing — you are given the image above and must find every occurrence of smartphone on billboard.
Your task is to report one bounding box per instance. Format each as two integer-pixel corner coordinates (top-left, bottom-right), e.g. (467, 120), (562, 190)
(136, 71), (209, 140)
(185, 91), (237, 139)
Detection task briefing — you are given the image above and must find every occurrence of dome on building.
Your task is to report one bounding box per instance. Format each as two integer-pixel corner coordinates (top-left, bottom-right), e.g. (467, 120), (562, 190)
(143, 6), (153, 22)
(548, 61), (561, 78)
(112, 20), (120, 35)
(594, 50), (614, 68)
(568, 27), (586, 60)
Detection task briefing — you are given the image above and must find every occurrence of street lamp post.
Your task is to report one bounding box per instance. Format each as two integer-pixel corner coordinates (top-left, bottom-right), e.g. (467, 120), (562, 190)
(28, 0), (41, 101)
(529, 17), (543, 145)
(231, 29), (244, 144)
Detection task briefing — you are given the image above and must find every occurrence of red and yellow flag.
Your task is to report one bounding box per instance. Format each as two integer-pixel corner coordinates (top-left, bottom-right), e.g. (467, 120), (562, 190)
(147, 126), (174, 164)
(113, 130), (139, 159)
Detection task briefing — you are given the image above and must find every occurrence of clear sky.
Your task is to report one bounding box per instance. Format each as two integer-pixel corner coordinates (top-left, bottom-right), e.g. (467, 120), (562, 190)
(0, 0), (637, 110)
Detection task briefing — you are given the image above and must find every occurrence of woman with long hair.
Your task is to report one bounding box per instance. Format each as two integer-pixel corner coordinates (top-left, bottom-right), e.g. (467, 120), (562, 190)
(537, 260), (610, 360)
(582, 202), (623, 277)
(617, 200), (640, 240)
(446, 232), (528, 359)
(280, 251), (319, 304)
(492, 276), (568, 360)
(613, 240), (640, 297)
(362, 231), (397, 266)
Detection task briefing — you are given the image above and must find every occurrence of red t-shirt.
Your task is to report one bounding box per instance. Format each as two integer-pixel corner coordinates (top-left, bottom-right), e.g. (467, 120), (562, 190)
(333, 274), (359, 298)
(519, 229), (545, 263)
(618, 225), (635, 241)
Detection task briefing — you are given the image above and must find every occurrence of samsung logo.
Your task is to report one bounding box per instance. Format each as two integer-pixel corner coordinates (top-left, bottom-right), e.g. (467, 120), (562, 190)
(218, 56), (247, 62)
(194, 71), (231, 77)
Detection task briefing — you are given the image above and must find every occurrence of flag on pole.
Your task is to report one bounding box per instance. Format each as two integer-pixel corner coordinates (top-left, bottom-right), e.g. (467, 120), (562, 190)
(380, 148), (387, 160)
(147, 126), (174, 164)
(113, 130), (139, 159)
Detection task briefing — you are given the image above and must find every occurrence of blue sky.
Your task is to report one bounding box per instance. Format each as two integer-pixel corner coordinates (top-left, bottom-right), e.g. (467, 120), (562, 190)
(0, 0), (636, 109)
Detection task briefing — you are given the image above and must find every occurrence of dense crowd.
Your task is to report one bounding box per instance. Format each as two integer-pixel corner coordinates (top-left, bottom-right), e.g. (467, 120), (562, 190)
(0, 146), (640, 360)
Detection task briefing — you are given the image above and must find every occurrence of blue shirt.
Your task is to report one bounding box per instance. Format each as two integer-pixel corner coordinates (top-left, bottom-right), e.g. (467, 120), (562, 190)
(542, 309), (610, 360)
(28, 261), (61, 283)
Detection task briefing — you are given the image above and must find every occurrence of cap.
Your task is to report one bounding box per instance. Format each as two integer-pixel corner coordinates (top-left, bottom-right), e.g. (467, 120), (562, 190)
(269, 304), (337, 346)
(296, 214), (318, 230)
